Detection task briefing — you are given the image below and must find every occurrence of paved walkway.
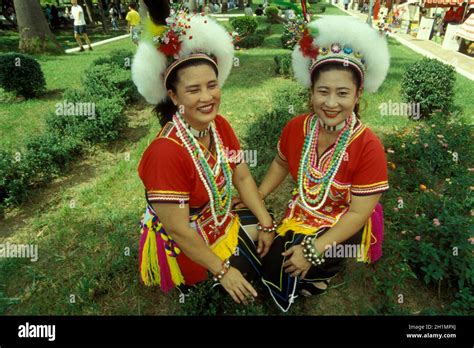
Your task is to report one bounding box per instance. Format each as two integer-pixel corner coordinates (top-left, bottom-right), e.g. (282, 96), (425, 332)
(334, 4), (474, 80)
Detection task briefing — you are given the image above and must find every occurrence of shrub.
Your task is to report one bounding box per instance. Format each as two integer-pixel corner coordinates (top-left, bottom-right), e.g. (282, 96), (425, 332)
(92, 49), (134, 70)
(48, 91), (126, 144)
(79, 96), (127, 143)
(83, 63), (138, 103)
(230, 16), (258, 36)
(274, 54), (293, 77)
(238, 33), (265, 48)
(265, 6), (280, 23)
(0, 53), (46, 98)
(401, 58), (455, 120)
(255, 24), (271, 36)
(25, 132), (82, 185)
(383, 113), (473, 314)
(243, 84), (309, 181)
(0, 150), (32, 213)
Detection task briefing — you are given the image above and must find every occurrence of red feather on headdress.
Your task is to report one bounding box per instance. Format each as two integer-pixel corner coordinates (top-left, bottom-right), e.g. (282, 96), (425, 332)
(299, 29), (319, 59)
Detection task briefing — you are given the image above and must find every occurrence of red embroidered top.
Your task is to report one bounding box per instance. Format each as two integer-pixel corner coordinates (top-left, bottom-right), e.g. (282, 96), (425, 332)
(138, 115), (242, 285)
(277, 113), (389, 230)
(139, 114), (241, 209)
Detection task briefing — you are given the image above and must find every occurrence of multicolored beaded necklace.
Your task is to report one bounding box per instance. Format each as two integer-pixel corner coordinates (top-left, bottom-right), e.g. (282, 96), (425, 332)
(297, 112), (356, 211)
(173, 112), (233, 228)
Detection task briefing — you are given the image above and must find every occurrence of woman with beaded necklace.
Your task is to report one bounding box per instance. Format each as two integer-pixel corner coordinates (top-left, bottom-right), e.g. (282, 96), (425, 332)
(259, 16), (391, 312)
(132, 0), (276, 304)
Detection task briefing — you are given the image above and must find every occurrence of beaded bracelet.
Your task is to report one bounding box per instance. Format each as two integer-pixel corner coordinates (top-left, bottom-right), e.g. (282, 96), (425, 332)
(212, 259), (231, 282)
(256, 220), (277, 234)
(301, 234), (325, 266)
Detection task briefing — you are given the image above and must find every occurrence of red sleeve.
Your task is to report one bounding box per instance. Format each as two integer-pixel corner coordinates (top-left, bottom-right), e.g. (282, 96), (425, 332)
(277, 120), (292, 162)
(215, 115), (241, 169)
(351, 131), (389, 196)
(138, 138), (193, 204)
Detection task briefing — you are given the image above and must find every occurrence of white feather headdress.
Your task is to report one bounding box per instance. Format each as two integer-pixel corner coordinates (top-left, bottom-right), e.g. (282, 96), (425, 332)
(292, 16), (390, 93)
(132, 13), (234, 105)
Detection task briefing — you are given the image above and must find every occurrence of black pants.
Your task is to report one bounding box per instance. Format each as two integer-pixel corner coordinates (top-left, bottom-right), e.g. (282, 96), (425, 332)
(261, 227), (363, 312)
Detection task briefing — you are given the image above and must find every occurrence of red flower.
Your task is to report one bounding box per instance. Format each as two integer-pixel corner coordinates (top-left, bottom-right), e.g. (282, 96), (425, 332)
(159, 31), (181, 57)
(299, 29), (319, 59)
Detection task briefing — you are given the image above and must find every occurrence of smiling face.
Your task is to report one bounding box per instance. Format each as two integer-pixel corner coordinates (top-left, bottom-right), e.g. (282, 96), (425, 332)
(168, 63), (220, 131)
(311, 68), (362, 128)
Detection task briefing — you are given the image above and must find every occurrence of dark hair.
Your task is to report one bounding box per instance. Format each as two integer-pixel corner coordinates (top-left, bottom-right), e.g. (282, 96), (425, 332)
(143, 0), (170, 25)
(310, 62), (363, 118)
(154, 59), (219, 127)
(129, 2), (137, 10)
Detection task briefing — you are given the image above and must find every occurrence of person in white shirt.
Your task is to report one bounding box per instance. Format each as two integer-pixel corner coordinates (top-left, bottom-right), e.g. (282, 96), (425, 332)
(71, 0), (92, 51)
(244, 3), (254, 16)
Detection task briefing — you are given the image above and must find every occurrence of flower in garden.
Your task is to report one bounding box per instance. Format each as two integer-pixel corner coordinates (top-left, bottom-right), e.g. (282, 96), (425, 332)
(419, 184), (427, 191)
(401, 230), (407, 235)
(393, 207), (399, 212)
(401, 144), (406, 148)
(387, 148), (395, 154)
(414, 214), (419, 218)
(423, 143), (429, 148)
(433, 218), (440, 227)
(468, 237), (474, 245)
(415, 235), (421, 241)
(471, 210), (474, 216)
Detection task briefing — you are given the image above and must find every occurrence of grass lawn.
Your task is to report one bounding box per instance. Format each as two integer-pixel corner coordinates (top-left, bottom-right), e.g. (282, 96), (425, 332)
(0, 39), (135, 153)
(0, 13), (473, 315)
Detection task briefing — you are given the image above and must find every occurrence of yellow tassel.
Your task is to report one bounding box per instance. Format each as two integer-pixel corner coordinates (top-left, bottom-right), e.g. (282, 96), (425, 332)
(140, 228), (161, 286)
(167, 253), (185, 286)
(357, 218), (372, 263)
(211, 216), (240, 261)
(277, 217), (316, 237)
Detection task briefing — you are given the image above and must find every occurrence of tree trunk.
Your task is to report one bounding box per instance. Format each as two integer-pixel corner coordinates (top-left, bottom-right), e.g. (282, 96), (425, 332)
(139, 0), (147, 22)
(97, 0), (108, 33)
(81, 0), (97, 25)
(238, 0), (244, 10)
(12, 0), (62, 53)
(222, 0), (228, 13)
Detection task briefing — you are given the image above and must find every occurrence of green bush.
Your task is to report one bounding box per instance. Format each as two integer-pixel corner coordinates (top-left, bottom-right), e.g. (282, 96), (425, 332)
(401, 58), (455, 120)
(255, 24), (271, 36)
(230, 16), (258, 36)
(83, 63), (138, 103)
(383, 113), (474, 314)
(265, 6), (280, 23)
(47, 91), (126, 144)
(25, 132), (82, 185)
(92, 49), (134, 70)
(79, 96), (127, 143)
(0, 53), (46, 98)
(238, 33), (265, 48)
(0, 150), (32, 213)
(274, 54), (293, 77)
(243, 84), (309, 181)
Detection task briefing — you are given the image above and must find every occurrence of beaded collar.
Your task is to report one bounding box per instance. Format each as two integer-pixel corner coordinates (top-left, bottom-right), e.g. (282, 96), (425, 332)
(318, 118), (347, 132)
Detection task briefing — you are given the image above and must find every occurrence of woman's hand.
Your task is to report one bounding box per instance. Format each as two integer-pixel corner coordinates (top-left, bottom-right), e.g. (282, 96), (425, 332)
(282, 245), (312, 279)
(231, 195), (246, 209)
(257, 231), (275, 258)
(220, 267), (258, 304)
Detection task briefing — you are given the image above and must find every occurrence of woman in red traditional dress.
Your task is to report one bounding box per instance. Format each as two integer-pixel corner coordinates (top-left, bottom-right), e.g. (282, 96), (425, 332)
(259, 16), (391, 312)
(132, 0), (276, 304)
